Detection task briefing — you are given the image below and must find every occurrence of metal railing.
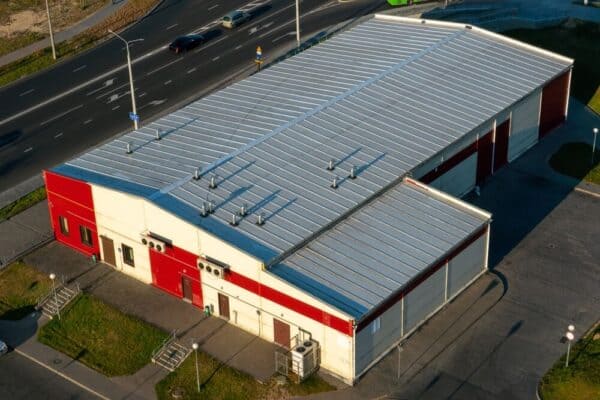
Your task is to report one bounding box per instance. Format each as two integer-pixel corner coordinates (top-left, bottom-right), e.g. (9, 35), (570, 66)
(152, 329), (178, 362)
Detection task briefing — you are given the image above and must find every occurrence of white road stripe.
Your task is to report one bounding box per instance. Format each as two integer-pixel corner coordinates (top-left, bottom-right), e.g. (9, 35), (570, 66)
(166, 23), (178, 30)
(235, 45), (243, 50)
(83, 119), (93, 125)
(14, 349), (111, 400)
(54, 132), (63, 139)
(146, 57), (182, 76)
(39, 104), (84, 126)
(19, 89), (35, 97)
(208, 4), (220, 10)
(112, 105), (120, 110)
(259, 18), (295, 38)
(187, 67), (197, 74)
(248, 3), (295, 33)
(164, 80), (172, 85)
(24, 147), (33, 153)
(95, 82), (129, 99)
(575, 187), (600, 199)
(212, 56), (220, 61)
(272, 31), (294, 43)
(72, 65), (87, 72)
(139, 92), (147, 98)
(194, 35), (227, 53)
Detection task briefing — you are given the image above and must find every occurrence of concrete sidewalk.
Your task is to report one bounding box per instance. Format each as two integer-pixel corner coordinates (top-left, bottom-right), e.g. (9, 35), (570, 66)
(0, 0), (129, 68)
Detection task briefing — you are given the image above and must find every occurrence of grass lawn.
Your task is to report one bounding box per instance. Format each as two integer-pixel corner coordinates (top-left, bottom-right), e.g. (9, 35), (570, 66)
(505, 20), (600, 104)
(156, 352), (335, 400)
(0, 187), (46, 221)
(539, 324), (600, 400)
(549, 142), (600, 184)
(38, 294), (167, 376)
(0, 261), (51, 320)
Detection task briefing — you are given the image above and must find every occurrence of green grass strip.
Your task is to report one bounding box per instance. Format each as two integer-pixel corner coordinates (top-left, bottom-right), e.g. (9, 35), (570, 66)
(0, 187), (47, 221)
(0, 261), (51, 320)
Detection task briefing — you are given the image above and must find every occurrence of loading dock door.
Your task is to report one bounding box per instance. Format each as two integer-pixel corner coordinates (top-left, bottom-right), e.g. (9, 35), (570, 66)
(100, 236), (116, 267)
(273, 318), (290, 348)
(218, 293), (230, 320)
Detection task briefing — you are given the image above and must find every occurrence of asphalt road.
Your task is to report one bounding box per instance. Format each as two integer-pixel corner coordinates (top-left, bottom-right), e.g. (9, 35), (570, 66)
(0, 351), (97, 400)
(0, 0), (390, 192)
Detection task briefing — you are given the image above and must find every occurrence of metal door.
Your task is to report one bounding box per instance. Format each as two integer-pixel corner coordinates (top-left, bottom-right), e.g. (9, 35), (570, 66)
(182, 276), (193, 303)
(218, 293), (230, 320)
(100, 236), (116, 267)
(273, 318), (290, 348)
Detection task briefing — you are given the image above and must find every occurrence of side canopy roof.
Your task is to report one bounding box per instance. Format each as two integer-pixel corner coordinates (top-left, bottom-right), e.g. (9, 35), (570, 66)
(56, 15), (570, 315)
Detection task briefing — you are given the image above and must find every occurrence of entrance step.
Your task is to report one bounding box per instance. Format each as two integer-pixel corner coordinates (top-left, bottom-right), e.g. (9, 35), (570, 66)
(37, 281), (81, 319)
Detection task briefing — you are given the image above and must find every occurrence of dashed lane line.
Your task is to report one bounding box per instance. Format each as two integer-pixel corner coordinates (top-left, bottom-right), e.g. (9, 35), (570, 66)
(72, 65), (87, 72)
(39, 105), (84, 126)
(19, 89), (35, 97)
(54, 132), (63, 139)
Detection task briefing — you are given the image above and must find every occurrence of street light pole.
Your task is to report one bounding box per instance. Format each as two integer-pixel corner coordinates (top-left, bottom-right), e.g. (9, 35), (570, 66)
(108, 30), (139, 130)
(592, 128), (598, 165)
(49, 273), (60, 320)
(192, 342), (200, 393)
(295, 0), (300, 48)
(44, 0), (57, 60)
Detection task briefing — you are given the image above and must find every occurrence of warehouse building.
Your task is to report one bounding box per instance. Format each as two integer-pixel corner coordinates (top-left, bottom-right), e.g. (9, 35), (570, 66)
(44, 15), (572, 383)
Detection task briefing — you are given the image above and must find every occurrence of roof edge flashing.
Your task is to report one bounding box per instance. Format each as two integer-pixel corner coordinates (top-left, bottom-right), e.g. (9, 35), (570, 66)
(373, 14), (573, 65)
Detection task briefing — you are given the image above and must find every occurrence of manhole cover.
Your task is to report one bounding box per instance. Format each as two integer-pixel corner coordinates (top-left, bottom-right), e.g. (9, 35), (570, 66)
(171, 387), (185, 399)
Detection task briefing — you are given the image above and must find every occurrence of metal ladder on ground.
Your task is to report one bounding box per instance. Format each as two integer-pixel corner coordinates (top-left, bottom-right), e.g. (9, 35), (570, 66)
(151, 331), (191, 371)
(36, 278), (81, 319)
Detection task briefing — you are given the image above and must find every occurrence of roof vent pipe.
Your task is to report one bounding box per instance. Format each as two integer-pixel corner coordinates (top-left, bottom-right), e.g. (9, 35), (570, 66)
(200, 203), (208, 217)
(239, 203), (247, 216)
(349, 166), (357, 179)
(256, 213), (265, 226)
(193, 168), (201, 180)
(230, 213), (238, 226)
(155, 129), (161, 141)
(207, 200), (215, 214)
(327, 159), (335, 171)
(209, 176), (217, 189)
(331, 176), (339, 189)
(126, 143), (132, 154)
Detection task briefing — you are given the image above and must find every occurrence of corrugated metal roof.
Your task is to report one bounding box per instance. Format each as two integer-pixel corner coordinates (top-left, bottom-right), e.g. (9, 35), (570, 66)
(272, 179), (489, 318)
(60, 15), (571, 316)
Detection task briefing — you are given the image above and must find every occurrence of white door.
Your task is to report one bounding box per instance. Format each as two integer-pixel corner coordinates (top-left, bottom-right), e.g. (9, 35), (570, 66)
(429, 153), (477, 198)
(508, 90), (541, 162)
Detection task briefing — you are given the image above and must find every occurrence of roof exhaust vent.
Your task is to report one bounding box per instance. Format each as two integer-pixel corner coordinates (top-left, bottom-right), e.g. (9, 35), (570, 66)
(154, 129), (161, 141)
(200, 202), (208, 217)
(193, 168), (201, 181)
(256, 213), (265, 226)
(126, 143), (132, 154)
(207, 200), (215, 214)
(331, 176), (339, 189)
(239, 203), (248, 217)
(327, 159), (335, 171)
(230, 213), (239, 226)
(349, 166), (357, 179)
(209, 175), (217, 189)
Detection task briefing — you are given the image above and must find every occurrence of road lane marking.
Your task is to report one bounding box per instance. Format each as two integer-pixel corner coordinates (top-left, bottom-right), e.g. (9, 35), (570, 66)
(72, 65), (87, 72)
(14, 349), (111, 400)
(187, 67), (197, 74)
(54, 132), (63, 139)
(247, 3), (295, 33)
(212, 56), (220, 61)
(83, 119), (93, 125)
(139, 92), (147, 97)
(235, 45), (243, 50)
(24, 147), (33, 153)
(86, 78), (116, 96)
(19, 89), (35, 97)
(146, 57), (182, 76)
(95, 82), (129, 99)
(112, 105), (120, 110)
(166, 23), (178, 30)
(39, 104), (84, 126)
(575, 187), (600, 199)
(208, 4), (220, 10)
(164, 80), (172, 85)
(259, 18), (295, 38)
(193, 35), (227, 53)
(272, 31), (295, 42)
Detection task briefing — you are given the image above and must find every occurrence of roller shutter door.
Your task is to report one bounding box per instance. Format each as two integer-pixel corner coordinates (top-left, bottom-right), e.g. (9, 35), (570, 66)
(447, 234), (486, 299)
(539, 71), (570, 137)
(509, 90), (541, 162)
(403, 267), (445, 334)
(429, 153), (477, 198)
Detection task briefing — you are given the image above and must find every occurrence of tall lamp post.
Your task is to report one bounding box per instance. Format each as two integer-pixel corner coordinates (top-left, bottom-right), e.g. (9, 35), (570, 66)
(295, 0), (301, 48)
(592, 127), (598, 165)
(108, 30), (142, 130)
(192, 342), (200, 393)
(49, 273), (60, 320)
(44, 0), (57, 60)
(564, 325), (575, 367)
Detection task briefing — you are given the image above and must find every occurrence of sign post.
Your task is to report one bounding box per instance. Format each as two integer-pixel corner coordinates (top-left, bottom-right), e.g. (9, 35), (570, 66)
(255, 46), (263, 71)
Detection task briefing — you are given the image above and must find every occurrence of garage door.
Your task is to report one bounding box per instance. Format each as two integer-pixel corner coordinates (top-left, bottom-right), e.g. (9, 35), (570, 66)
(509, 90), (541, 162)
(539, 71), (570, 137)
(429, 153), (477, 198)
(403, 267), (445, 334)
(447, 234), (486, 299)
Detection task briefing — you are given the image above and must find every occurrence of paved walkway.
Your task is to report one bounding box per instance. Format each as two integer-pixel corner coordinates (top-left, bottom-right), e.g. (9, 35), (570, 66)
(0, 0), (130, 68)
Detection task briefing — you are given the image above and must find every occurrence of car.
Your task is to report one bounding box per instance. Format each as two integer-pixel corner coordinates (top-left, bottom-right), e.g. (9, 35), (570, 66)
(0, 340), (8, 355)
(168, 34), (205, 53)
(221, 10), (251, 29)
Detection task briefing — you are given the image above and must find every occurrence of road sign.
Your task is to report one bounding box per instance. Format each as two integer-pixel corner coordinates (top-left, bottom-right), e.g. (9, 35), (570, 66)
(129, 112), (140, 122)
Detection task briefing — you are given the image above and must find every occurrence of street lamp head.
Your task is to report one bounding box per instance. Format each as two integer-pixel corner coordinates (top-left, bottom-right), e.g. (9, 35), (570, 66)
(594, 127), (599, 134)
(565, 332), (575, 341)
(192, 342), (199, 350)
(568, 324), (575, 332)
(49, 273), (56, 280)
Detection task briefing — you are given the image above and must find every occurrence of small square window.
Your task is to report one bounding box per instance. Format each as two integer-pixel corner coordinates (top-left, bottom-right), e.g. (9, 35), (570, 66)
(59, 216), (69, 235)
(371, 317), (381, 335)
(79, 226), (93, 247)
(122, 244), (135, 267)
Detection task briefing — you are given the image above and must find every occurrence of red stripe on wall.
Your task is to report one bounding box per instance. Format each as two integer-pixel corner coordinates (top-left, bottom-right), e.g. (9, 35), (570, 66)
(44, 170), (100, 258)
(419, 142), (478, 184)
(493, 119), (510, 172)
(539, 70), (571, 137)
(356, 224), (489, 332)
(226, 270), (354, 336)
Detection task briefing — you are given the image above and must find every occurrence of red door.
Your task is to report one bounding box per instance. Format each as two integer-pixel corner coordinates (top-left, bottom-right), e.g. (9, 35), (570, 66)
(273, 318), (291, 348)
(539, 71), (570, 137)
(494, 120), (510, 172)
(476, 131), (493, 184)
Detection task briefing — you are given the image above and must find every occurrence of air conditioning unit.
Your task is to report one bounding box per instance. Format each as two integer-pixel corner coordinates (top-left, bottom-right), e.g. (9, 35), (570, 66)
(291, 340), (319, 380)
(140, 233), (166, 253)
(197, 256), (229, 279)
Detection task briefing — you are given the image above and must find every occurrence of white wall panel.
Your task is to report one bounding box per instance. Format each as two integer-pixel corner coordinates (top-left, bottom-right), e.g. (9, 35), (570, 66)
(403, 267), (445, 335)
(508, 90), (541, 162)
(429, 153), (477, 198)
(448, 234), (487, 299)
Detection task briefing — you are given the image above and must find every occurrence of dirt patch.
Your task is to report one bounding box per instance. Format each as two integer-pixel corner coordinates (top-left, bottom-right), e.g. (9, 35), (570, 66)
(0, 10), (47, 37)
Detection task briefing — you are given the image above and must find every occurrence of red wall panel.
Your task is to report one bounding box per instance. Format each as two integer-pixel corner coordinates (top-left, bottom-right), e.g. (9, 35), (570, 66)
(419, 142), (478, 184)
(44, 170), (99, 257)
(476, 131), (493, 184)
(150, 245), (203, 308)
(539, 70), (570, 137)
(493, 119), (510, 172)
